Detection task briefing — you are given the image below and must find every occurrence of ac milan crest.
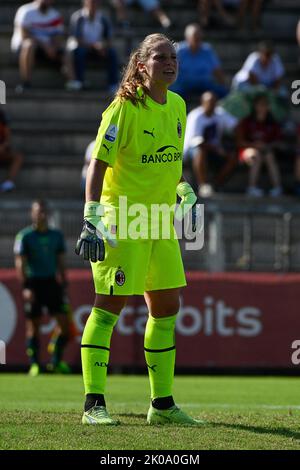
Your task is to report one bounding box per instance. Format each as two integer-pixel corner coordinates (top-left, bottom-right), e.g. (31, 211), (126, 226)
(115, 269), (125, 286)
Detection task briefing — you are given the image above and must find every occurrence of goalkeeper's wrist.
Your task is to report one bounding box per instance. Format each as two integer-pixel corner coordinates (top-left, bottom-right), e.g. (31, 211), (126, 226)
(176, 182), (197, 205)
(84, 201), (105, 219)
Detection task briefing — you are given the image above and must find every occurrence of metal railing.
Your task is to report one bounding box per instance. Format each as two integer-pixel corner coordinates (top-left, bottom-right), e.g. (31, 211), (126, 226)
(1, 198), (300, 272)
(203, 198), (300, 272)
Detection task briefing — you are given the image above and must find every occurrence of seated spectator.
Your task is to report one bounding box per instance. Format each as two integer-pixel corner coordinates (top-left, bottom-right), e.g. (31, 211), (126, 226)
(65, 0), (119, 92)
(171, 24), (228, 99)
(237, 94), (282, 197)
(184, 91), (238, 198)
(81, 139), (95, 191)
(11, 0), (65, 93)
(0, 106), (23, 193)
(197, 0), (235, 28)
(198, 1), (264, 31)
(111, 0), (171, 29)
(232, 41), (286, 97)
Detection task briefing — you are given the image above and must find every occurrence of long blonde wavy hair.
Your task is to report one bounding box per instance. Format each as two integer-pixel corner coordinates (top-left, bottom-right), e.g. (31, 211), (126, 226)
(116, 33), (176, 107)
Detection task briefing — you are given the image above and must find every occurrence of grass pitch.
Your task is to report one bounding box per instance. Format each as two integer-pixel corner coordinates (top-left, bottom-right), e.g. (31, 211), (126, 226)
(0, 374), (300, 450)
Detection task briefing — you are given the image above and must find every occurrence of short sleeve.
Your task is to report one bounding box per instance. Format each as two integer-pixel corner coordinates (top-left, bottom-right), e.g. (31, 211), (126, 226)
(92, 99), (128, 167)
(17, 8), (34, 29)
(14, 232), (27, 256)
(14, 7), (28, 28)
(240, 52), (258, 77)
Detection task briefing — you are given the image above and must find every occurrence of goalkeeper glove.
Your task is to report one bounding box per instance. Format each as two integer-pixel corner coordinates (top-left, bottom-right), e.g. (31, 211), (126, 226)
(174, 181), (199, 233)
(75, 201), (116, 262)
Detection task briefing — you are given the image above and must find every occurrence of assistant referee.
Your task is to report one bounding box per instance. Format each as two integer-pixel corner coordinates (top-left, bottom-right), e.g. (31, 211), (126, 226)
(14, 200), (71, 376)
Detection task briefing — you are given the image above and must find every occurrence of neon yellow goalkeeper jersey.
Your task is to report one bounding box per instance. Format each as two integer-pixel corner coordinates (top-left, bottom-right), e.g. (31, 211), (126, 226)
(92, 90), (186, 210)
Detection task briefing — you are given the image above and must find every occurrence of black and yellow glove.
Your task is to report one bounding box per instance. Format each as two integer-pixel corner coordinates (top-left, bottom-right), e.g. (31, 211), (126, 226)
(75, 201), (116, 262)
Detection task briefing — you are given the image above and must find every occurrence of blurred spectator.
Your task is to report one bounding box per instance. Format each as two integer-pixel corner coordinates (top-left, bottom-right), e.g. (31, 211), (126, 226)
(232, 41), (286, 97)
(184, 91), (238, 198)
(111, 0), (171, 29)
(11, 0), (65, 93)
(65, 0), (119, 92)
(237, 0), (264, 31)
(237, 94), (282, 197)
(81, 139), (95, 191)
(171, 24), (228, 99)
(0, 106), (23, 193)
(197, 0), (235, 28)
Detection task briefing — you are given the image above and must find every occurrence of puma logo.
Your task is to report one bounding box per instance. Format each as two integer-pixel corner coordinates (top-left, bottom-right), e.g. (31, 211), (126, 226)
(103, 144), (112, 154)
(144, 128), (155, 138)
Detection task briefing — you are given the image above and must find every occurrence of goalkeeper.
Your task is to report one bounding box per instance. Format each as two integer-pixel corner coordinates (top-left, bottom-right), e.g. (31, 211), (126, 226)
(75, 33), (202, 426)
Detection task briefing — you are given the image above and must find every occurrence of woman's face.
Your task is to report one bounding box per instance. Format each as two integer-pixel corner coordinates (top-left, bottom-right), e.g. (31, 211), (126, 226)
(139, 41), (178, 88)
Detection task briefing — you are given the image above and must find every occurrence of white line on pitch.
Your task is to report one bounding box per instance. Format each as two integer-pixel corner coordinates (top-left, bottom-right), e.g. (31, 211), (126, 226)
(112, 402), (300, 410)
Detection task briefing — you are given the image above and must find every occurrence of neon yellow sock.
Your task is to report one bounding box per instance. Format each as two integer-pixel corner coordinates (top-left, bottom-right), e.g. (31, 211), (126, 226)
(81, 307), (118, 395)
(144, 314), (177, 399)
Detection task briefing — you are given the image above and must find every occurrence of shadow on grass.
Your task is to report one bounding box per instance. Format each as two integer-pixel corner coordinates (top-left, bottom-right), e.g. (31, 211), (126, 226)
(117, 412), (147, 420)
(211, 421), (300, 441)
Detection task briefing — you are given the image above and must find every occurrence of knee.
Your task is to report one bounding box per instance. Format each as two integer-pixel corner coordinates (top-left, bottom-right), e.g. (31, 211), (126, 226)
(94, 295), (127, 315)
(243, 148), (259, 165)
(193, 146), (206, 164)
(21, 38), (36, 51)
(23, 288), (35, 303)
(151, 300), (180, 318)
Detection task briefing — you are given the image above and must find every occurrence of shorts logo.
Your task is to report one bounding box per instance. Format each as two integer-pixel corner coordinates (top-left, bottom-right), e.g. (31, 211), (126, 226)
(177, 118), (182, 138)
(115, 269), (125, 286)
(105, 124), (118, 142)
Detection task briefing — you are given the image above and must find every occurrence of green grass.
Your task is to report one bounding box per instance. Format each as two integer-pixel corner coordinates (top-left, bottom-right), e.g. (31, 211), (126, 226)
(0, 374), (300, 450)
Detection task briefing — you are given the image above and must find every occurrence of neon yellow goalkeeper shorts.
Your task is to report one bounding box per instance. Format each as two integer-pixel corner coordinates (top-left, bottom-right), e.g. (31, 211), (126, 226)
(91, 235), (187, 296)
